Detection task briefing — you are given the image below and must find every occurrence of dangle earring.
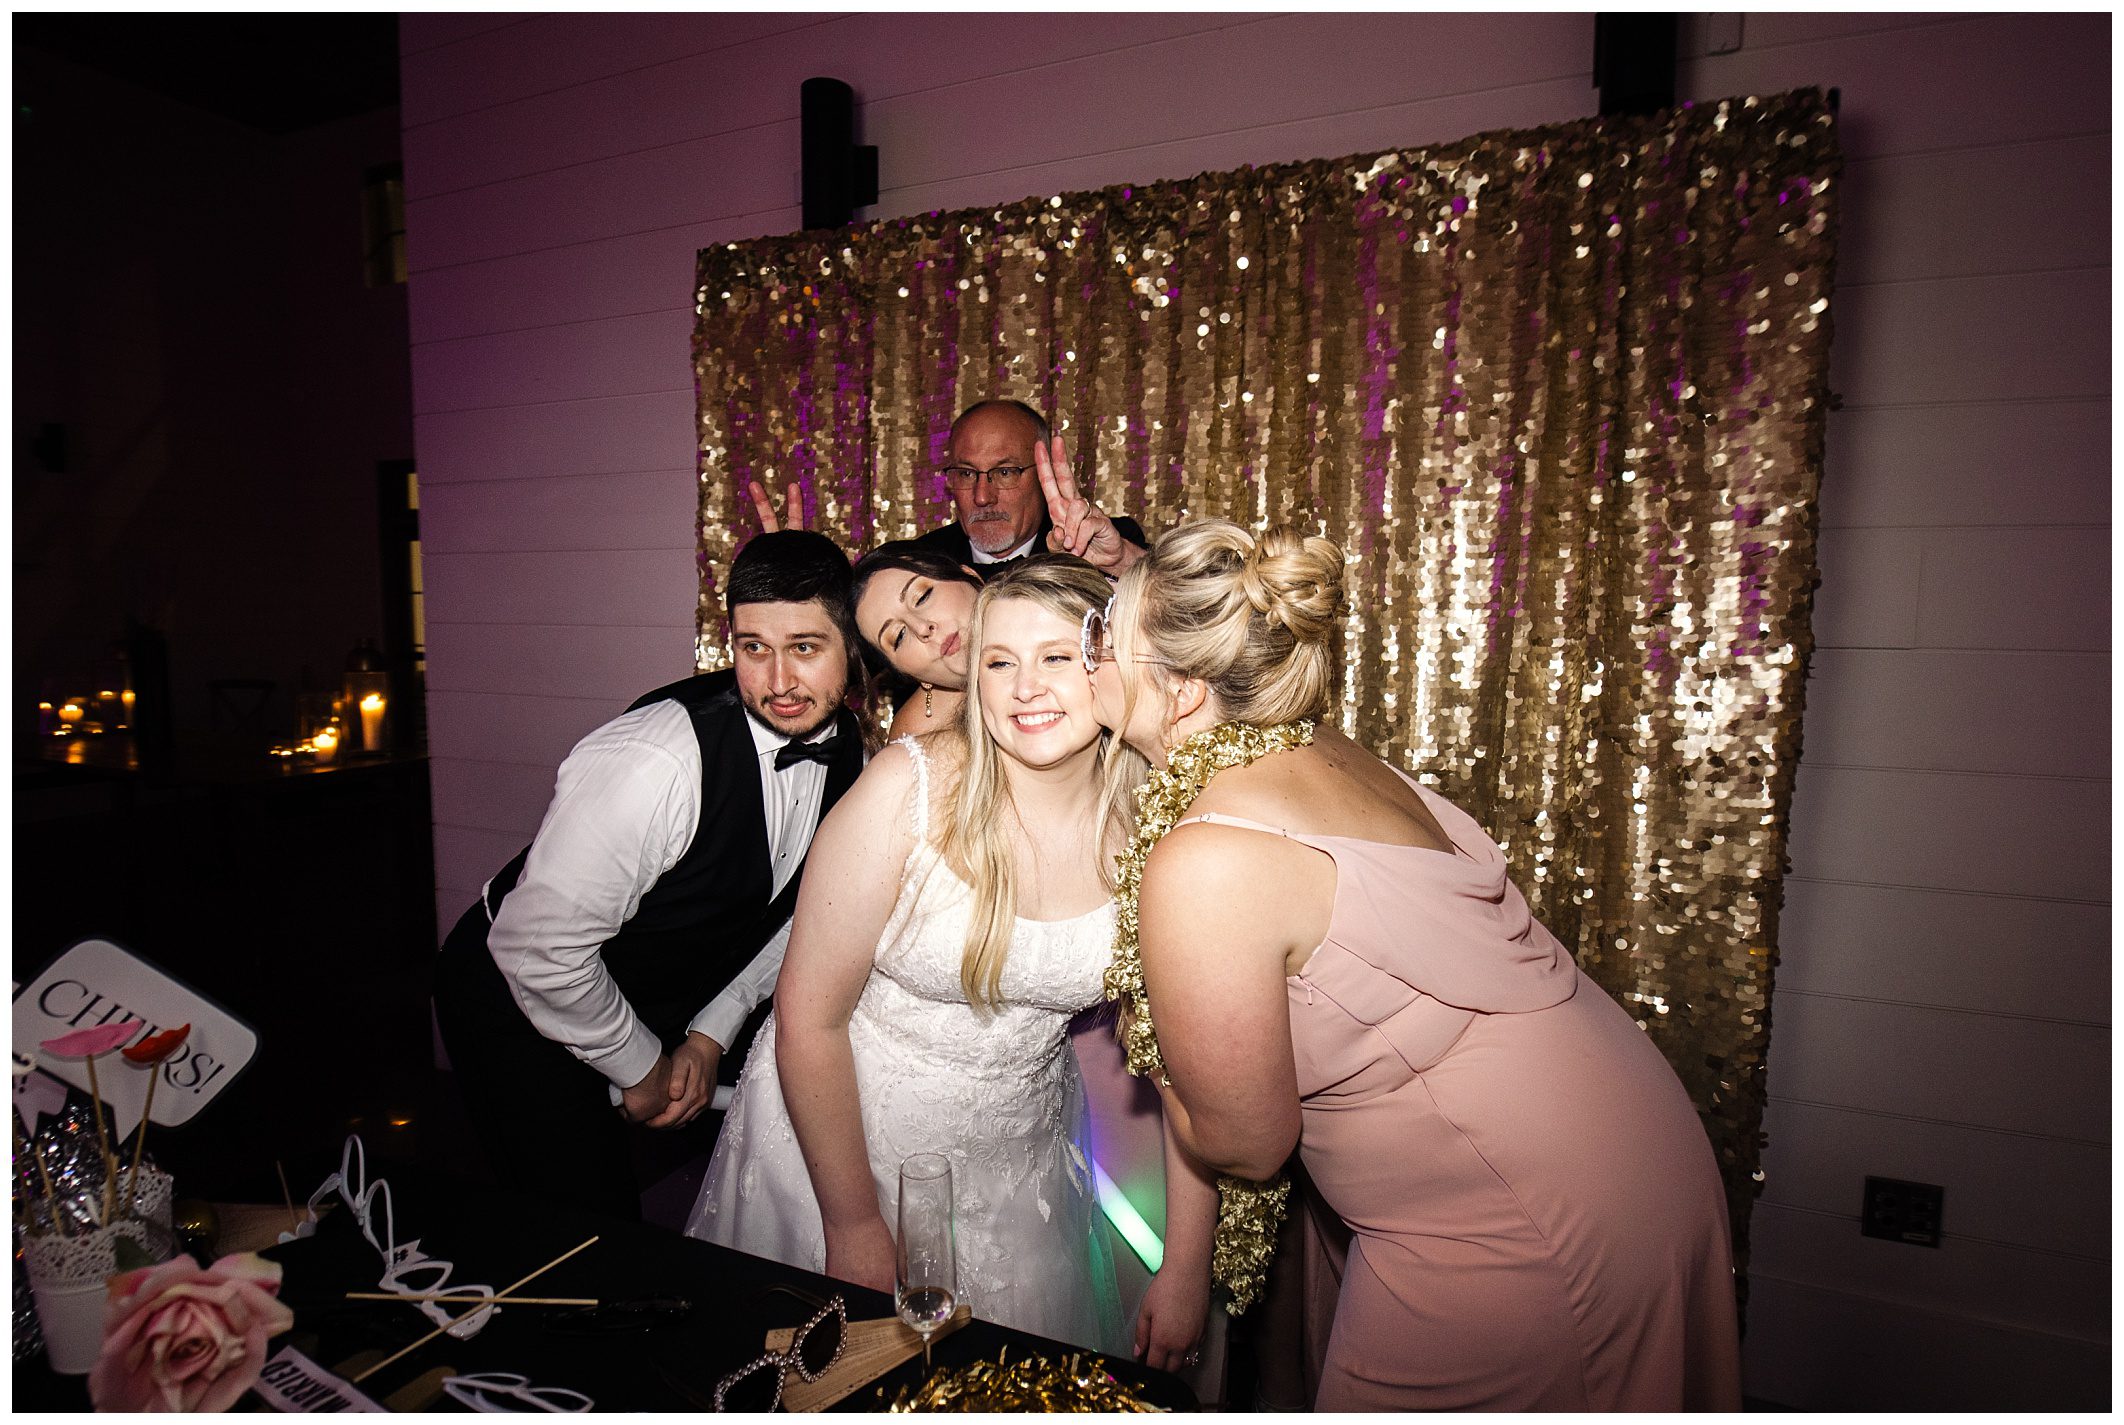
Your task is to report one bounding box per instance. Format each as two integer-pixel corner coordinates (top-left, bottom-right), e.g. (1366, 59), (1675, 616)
(922, 685), (935, 719)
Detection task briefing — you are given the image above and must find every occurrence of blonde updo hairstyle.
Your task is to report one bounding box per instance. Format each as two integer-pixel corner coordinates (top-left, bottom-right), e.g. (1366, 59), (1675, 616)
(1110, 518), (1347, 739)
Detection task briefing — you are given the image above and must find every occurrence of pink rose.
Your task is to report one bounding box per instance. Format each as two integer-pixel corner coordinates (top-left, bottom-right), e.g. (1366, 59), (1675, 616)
(88, 1252), (296, 1412)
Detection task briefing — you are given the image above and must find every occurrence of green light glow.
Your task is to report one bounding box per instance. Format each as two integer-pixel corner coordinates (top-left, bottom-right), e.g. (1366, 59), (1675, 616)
(1093, 1159), (1164, 1273)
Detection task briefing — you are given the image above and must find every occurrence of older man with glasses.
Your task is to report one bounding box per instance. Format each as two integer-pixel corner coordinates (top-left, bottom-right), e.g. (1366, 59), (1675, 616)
(913, 398), (1146, 578)
(750, 398), (1146, 580)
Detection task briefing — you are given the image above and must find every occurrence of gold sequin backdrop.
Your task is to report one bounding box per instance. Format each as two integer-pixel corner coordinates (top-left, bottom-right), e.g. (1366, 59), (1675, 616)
(693, 91), (1839, 1277)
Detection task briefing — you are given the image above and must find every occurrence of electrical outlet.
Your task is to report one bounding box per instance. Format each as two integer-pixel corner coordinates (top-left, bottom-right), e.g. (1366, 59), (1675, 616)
(1860, 1175), (1944, 1247)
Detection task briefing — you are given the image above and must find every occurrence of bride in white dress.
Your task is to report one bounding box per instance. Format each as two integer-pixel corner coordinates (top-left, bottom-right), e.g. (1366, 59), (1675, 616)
(686, 557), (1214, 1365)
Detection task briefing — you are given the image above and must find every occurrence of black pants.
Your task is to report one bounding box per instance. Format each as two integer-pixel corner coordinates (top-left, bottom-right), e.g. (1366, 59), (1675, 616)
(432, 901), (649, 1222)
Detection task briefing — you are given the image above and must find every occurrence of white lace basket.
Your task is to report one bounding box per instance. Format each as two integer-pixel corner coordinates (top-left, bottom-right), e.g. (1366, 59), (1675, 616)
(23, 1167), (177, 1375)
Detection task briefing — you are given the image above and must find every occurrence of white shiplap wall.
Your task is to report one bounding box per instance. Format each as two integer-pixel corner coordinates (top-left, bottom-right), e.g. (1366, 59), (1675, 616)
(1673, 12), (2111, 1410)
(401, 11), (2108, 1409)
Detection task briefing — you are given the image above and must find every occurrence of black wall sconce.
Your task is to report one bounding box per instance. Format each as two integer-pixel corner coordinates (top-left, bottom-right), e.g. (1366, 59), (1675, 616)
(801, 77), (879, 230)
(1594, 13), (1679, 117)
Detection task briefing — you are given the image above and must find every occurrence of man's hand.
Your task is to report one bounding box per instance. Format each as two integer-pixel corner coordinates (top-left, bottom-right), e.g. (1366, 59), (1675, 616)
(747, 478), (808, 533)
(654, 1032), (722, 1129)
(1034, 435), (1145, 575)
(618, 1052), (674, 1124)
(619, 1036), (720, 1129)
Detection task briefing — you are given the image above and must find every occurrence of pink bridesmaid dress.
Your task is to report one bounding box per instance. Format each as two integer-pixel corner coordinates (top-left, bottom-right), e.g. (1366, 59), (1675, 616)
(1183, 776), (1742, 1410)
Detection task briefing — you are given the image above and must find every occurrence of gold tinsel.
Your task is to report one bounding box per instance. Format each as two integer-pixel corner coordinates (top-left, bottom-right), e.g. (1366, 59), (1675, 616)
(1103, 718), (1315, 1313)
(887, 1348), (1166, 1412)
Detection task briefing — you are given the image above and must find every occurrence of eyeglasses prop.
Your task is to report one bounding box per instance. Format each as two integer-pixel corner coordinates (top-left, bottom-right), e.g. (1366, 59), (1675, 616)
(710, 1294), (847, 1412)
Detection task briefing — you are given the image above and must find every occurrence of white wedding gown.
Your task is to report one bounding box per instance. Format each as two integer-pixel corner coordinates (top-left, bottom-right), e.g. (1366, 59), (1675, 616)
(684, 736), (1126, 1356)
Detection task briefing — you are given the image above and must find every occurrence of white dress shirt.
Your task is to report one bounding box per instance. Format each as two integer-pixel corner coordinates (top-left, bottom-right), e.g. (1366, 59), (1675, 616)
(970, 532), (1040, 564)
(484, 696), (837, 1090)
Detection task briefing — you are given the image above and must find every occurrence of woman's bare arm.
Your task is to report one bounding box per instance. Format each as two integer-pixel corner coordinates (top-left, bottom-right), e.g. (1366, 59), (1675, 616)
(774, 743), (921, 1289)
(1135, 826), (1305, 1180)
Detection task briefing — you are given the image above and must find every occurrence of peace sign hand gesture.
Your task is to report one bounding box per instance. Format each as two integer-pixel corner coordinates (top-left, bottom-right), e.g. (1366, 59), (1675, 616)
(1034, 435), (1145, 576)
(746, 478), (808, 533)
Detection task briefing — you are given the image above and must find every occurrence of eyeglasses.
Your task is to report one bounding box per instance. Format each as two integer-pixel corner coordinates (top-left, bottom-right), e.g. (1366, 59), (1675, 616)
(1080, 599), (1113, 673)
(291, 1135), (500, 1339)
(940, 463), (1031, 491)
(440, 1373), (592, 1413)
(1080, 598), (1179, 675)
(711, 1290), (847, 1412)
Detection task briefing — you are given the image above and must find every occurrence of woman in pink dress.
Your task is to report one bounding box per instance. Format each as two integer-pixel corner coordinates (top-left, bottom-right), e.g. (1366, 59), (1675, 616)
(1087, 518), (1742, 1410)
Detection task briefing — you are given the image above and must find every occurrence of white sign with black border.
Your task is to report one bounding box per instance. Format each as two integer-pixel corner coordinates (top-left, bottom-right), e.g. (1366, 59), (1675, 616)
(13, 936), (258, 1138)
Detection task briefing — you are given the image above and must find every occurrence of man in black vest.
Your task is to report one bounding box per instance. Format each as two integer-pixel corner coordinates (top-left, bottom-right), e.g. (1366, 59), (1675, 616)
(748, 399), (1147, 580)
(433, 530), (867, 1220)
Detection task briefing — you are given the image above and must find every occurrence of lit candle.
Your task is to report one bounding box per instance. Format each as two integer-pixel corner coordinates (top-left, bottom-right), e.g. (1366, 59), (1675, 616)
(359, 694), (386, 752)
(312, 727), (339, 764)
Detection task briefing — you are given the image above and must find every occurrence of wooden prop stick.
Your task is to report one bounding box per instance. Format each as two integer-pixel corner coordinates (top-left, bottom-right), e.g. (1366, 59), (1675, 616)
(14, 1116), (66, 1236)
(349, 1234), (600, 1383)
(276, 1160), (299, 1235)
(82, 1053), (116, 1223)
(344, 1292), (597, 1306)
(120, 1066), (162, 1217)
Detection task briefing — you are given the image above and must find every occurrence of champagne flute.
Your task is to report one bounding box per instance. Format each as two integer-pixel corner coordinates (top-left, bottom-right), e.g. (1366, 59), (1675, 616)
(895, 1152), (957, 1369)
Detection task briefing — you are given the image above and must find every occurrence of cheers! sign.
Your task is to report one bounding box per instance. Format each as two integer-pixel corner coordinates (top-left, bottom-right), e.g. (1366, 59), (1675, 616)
(14, 937), (257, 1133)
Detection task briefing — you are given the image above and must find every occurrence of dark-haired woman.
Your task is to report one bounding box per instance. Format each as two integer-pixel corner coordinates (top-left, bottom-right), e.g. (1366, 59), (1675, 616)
(850, 542), (985, 738)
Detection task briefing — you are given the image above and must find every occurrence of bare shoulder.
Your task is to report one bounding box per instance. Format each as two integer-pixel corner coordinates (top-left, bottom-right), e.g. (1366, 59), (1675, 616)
(1139, 817), (1327, 976)
(824, 739), (923, 834)
(1143, 815), (1299, 899)
(841, 731), (980, 857)
(902, 727), (968, 779)
(854, 736), (920, 790)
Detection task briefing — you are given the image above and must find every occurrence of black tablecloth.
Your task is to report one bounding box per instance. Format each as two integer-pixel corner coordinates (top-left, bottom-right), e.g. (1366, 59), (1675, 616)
(17, 1169), (1196, 1412)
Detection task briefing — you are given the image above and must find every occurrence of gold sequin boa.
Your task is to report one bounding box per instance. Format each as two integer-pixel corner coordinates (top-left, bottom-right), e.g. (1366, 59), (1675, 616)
(1103, 718), (1314, 1313)
(888, 1348), (1164, 1412)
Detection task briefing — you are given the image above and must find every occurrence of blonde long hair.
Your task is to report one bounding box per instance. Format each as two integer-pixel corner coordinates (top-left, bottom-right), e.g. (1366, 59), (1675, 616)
(934, 557), (1147, 1010)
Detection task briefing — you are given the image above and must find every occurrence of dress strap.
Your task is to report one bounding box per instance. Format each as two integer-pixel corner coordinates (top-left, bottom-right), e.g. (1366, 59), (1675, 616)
(893, 734), (932, 846)
(1173, 811), (1295, 839)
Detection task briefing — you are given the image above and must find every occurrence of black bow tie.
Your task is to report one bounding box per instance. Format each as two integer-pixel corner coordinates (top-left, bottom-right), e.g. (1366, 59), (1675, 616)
(774, 730), (845, 770)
